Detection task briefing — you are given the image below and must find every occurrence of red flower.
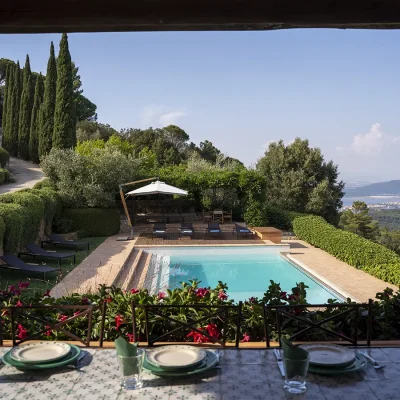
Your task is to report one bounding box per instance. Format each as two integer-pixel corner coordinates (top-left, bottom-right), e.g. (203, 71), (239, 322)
(115, 314), (124, 331)
(218, 290), (228, 301)
(18, 282), (30, 290)
(73, 311), (82, 317)
(81, 297), (89, 304)
(280, 292), (288, 300)
(186, 330), (208, 343)
(288, 294), (296, 301)
(17, 324), (28, 340)
(8, 285), (15, 293)
(58, 314), (68, 322)
(248, 297), (256, 303)
(241, 333), (250, 342)
(206, 323), (220, 339)
(43, 289), (51, 297)
(127, 333), (135, 343)
(130, 288), (139, 294)
(195, 288), (209, 298)
(45, 325), (52, 337)
(15, 300), (23, 307)
(104, 296), (112, 303)
(157, 292), (166, 300)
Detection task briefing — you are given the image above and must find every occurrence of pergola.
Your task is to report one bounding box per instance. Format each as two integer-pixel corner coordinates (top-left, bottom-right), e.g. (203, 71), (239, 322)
(1, 0), (400, 33)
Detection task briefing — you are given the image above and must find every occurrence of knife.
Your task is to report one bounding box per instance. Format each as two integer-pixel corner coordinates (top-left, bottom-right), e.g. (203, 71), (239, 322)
(273, 349), (285, 377)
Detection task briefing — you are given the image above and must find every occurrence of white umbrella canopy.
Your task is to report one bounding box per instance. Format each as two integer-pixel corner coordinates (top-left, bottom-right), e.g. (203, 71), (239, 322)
(126, 180), (188, 196)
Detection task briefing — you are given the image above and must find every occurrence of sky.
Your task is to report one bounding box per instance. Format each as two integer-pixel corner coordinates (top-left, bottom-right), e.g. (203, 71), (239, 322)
(2, 29), (400, 183)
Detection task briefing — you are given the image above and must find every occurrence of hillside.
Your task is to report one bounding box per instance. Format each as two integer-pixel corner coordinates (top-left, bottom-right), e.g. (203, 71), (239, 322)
(370, 209), (400, 231)
(345, 180), (400, 196)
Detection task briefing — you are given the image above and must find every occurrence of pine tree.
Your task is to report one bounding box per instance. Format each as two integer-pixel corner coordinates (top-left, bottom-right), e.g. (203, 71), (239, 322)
(29, 74), (44, 163)
(53, 33), (76, 149)
(18, 55), (34, 160)
(8, 62), (21, 157)
(39, 42), (57, 157)
(1, 65), (10, 150)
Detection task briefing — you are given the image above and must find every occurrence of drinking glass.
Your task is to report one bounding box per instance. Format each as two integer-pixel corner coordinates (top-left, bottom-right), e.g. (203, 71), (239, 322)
(283, 354), (309, 394)
(117, 349), (145, 390)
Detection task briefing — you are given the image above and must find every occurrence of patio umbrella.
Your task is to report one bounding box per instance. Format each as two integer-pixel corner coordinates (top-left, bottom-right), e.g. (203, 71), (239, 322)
(126, 181), (188, 197)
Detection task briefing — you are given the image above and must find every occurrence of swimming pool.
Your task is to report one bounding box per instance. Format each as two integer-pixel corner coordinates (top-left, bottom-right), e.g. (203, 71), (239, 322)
(142, 246), (344, 303)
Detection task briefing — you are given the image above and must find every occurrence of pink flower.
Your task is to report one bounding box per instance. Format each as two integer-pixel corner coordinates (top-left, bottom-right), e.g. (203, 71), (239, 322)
(241, 333), (250, 342)
(157, 292), (166, 300)
(73, 311), (81, 317)
(58, 314), (68, 322)
(127, 333), (135, 343)
(115, 315), (124, 331)
(8, 285), (15, 293)
(45, 325), (52, 337)
(15, 300), (23, 307)
(43, 289), (51, 297)
(248, 297), (256, 303)
(218, 290), (228, 301)
(18, 282), (30, 290)
(130, 288), (139, 294)
(81, 297), (89, 304)
(17, 324), (28, 340)
(195, 288), (209, 298)
(280, 292), (288, 300)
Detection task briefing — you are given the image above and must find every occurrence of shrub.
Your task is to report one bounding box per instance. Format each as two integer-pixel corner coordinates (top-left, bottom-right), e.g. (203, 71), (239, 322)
(293, 215), (400, 285)
(0, 192), (45, 247)
(0, 147), (9, 168)
(60, 208), (120, 237)
(33, 178), (57, 191)
(263, 206), (307, 230)
(0, 216), (5, 251)
(0, 203), (25, 253)
(0, 168), (9, 184)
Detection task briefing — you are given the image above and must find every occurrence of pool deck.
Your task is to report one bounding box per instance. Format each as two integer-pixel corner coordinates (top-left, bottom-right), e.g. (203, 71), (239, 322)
(51, 235), (398, 302)
(286, 240), (398, 302)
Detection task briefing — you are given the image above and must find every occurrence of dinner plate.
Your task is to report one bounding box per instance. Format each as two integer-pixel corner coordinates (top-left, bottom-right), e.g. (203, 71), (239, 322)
(144, 349), (218, 376)
(308, 353), (367, 375)
(146, 345), (207, 370)
(10, 342), (71, 364)
(3, 344), (81, 370)
(299, 344), (355, 367)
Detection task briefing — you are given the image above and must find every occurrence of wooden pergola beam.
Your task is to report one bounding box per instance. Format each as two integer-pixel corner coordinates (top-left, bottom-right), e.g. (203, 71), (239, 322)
(2, 0), (400, 33)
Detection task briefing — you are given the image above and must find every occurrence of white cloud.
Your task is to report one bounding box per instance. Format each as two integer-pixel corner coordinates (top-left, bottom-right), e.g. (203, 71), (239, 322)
(139, 104), (187, 128)
(337, 123), (396, 156)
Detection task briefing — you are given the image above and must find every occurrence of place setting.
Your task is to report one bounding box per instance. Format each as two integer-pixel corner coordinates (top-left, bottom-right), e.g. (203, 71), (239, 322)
(1, 341), (86, 371)
(115, 336), (219, 390)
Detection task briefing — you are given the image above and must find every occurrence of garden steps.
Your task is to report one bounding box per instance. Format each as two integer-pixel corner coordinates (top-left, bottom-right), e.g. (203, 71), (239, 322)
(129, 251), (152, 290)
(113, 249), (143, 291)
(50, 235), (137, 297)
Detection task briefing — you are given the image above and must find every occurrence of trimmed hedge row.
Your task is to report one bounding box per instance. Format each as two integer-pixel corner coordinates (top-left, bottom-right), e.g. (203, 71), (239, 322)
(61, 208), (120, 237)
(293, 215), (400, 286)
(0, 147), (9, 168)
(264, 205), (307, 230)
(0, 168), (11, 184)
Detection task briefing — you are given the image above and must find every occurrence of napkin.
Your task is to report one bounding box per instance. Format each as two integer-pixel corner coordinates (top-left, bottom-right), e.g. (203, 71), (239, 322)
(281, 338), (309, 377)
(115, 335), (140, 375)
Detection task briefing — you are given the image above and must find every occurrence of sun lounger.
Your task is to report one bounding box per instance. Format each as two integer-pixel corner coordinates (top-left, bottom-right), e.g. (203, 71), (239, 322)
(19, 243), (76, 266)
(0, 255), (60, 279)
(41, 233), (90, 251)
(206, 223), (222, 235)
(234, 223), (254, 238)
(152, 223), (167, 239)
(179, 223), (195, 238)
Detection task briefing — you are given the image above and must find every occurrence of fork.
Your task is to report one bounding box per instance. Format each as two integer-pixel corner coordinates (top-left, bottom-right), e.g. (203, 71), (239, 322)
(360, 351), (385, 370)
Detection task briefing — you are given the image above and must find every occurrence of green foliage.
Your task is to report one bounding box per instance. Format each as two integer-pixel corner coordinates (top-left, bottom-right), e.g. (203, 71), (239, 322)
(377, 228), (400, 255)
(29, 73), (44, 163)
(39, 42), (57, 157)
(370, 209), (400, 231)
(33, 178), (57, 190)
(339, 201), (380, 240)
(0, 147), (9, 168)
(198, 140), (221, 163)
(75, 93), (97, 122)
(7, 62), (22, 157)
(1, 65), (10, 145)
(293, 215), (400, 286)
(75, 135), (134, 157)
(59, 208), (120, 237)
(243, 194), (265, 226)
(76, 120), (117, 142)
(257, 138), (344, 224)
(53, 33), (76, 149)
(0, 216), (5, 251)
(0, 168), (11, 184)
(41, 148), (145, 208)
(18, 55), (34, 160)
(0, 203), (25, 253)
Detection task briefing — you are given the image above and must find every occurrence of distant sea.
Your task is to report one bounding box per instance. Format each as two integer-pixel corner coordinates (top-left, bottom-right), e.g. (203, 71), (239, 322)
(342, 196), (400, 207)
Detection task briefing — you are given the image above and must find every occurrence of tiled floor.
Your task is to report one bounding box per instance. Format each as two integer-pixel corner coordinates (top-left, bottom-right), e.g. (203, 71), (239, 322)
(1, 347), (400, 399)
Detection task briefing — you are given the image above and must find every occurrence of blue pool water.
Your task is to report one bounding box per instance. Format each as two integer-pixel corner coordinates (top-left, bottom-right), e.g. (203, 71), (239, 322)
(143, 246), (344, 303)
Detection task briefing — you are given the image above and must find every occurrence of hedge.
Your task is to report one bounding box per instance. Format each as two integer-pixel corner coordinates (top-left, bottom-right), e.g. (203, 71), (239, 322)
(0, 203), (25, 253)
(0, 147), (9, 168)
(60, 208), (120, 237)
(0, 168), (10, 184)
(293, 215), (400, 286)
(0, 216), (5, 251)
(33, 178), (57, 191)
(264, 206), (307, 230)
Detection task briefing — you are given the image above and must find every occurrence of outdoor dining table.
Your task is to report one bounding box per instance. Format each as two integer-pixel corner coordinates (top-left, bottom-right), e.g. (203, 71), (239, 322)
(0, 346), (399, 399)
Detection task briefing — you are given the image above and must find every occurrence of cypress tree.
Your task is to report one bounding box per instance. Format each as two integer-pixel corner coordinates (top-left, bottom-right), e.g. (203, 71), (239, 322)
(39, 42), (57, 157)
(1, 65), (10, 150)
(18, 55), (34, 160)
(3, 65), (15, 153)
(29, 74), (44, 163)
(53, 33), (76, 149)
(8, 62), (21, 157)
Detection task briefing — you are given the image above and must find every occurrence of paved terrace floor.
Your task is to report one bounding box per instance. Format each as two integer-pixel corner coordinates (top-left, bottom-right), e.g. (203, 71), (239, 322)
(286, 240), (398, 303)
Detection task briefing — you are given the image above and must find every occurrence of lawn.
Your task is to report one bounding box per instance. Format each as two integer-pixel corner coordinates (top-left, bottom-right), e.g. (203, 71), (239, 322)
(0, 236), (107, 296)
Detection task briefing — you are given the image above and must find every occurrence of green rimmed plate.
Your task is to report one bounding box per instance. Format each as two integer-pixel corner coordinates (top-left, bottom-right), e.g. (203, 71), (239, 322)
(144, 349), (218, 377)
(308, 353), (367, 375)
(3, 344), (80, 370)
